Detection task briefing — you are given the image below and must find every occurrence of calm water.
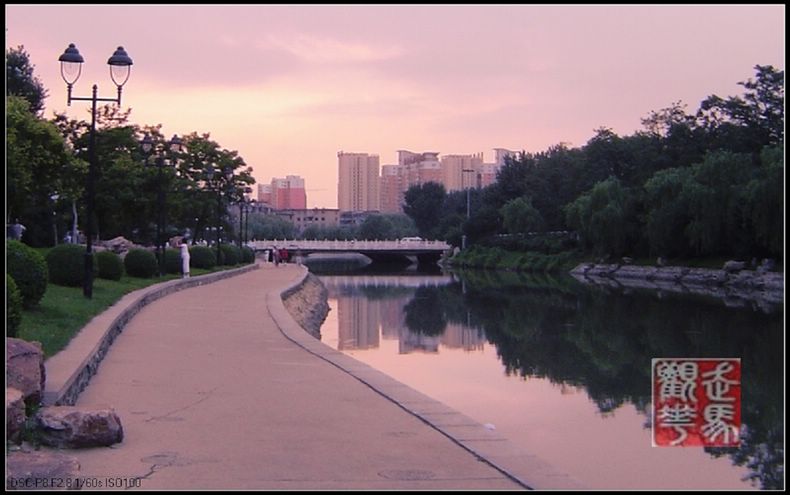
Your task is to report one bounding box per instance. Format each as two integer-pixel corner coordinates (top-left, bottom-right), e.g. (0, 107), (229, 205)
(310, 266), (784, 490)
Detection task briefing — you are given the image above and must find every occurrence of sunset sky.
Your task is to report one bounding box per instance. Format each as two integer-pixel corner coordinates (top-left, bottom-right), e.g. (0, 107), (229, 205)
(6, 4), (785, 208)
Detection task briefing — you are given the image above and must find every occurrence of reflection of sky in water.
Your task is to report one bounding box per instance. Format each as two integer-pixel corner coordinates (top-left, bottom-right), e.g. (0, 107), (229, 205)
(316, 273), (775, 490)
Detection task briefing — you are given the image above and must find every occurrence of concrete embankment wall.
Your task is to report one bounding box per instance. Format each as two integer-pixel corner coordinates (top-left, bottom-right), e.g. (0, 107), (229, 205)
(570, 263), (783, 309)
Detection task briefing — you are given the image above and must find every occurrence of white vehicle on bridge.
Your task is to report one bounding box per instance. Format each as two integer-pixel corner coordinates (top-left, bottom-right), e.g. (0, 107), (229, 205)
(399, 236), (423, 243)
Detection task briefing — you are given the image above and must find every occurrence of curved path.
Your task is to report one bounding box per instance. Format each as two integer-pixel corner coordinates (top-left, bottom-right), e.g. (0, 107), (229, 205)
(52, 264), (531, 490)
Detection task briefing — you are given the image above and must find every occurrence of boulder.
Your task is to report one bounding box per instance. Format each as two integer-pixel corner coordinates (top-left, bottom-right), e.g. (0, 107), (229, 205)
(757, 258), (776, 274)
(6, 338), (46, 406)
(6, 450), (80, 490)
(722, 260), (746, 273)
(98, 236), (140, 257)
(34, 406), (124, 449)
(6, 387), (26, 444)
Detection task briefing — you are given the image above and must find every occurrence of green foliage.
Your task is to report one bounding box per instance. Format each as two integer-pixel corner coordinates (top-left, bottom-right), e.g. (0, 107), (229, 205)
(403, 182), (446, 238)
(46, 243), (89, 287)
(240, 246), (255, 263)
(96, 250), (124, 281)
(246, 213), (297, 240)
(164, 248), (183, 274)
(7, 274), (24, 337)
(6, 45), (48, 116)
(565, 178), (640, 257)
(643, 167), (695, 257)
(500, 196), (545, 234)
(7, 96), (74, 245)
(219, 244), (240, 265)
(7, 240), (48, 307)
(124, 248), (158, 278)
(189, 245), (216, 269)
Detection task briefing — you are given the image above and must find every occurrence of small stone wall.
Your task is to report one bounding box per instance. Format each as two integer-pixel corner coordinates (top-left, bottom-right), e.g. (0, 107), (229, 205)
(282, 273), (330, 338)
(571, 263), (783, 310)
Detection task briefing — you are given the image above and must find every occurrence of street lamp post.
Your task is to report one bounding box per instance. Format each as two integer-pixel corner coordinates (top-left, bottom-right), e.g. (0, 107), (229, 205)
(58, 43), (133, 298)
(206, 165), (233, 264)
(141, 134), (183, 276)
(462, 168), (475, 250)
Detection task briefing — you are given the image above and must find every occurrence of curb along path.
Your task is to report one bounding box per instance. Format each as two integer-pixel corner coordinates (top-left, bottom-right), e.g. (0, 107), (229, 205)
(48, 263), (548, 489)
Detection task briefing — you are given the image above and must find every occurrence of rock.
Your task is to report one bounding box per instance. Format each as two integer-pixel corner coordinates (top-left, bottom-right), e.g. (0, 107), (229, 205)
(757, 258), (776, 274)
(681, 268), (727, 286)
(6, 338), (46, 406)
(35, 406), (124, 449)
(97, 236), (140, 257)
(621, 257), (633, 265)
(6, 450), (80, 490)
(722, 260), (746, 273)
(652, 267), (688, 282)
(6, 387), (26, 444)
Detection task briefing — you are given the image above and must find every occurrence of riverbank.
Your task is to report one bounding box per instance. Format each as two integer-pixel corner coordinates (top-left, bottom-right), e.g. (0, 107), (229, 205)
(282, 272), (331, 338)
(571, 262), (784, 311)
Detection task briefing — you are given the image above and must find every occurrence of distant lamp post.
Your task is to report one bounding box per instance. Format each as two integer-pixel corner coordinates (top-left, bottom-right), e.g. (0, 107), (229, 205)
(141, 133), (184, 276)
(58, 43), (133, 298)
(206, 165), (233, 264)
(50, 193), (60, 246)
(461, 168), (476, 250)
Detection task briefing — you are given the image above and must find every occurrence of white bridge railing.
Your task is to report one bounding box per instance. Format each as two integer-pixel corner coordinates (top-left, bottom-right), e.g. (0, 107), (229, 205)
(248, 239), (451, 252)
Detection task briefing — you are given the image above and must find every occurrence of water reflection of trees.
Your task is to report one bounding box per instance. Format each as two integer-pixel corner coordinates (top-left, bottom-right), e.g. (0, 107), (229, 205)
(406, 269), (783, 489)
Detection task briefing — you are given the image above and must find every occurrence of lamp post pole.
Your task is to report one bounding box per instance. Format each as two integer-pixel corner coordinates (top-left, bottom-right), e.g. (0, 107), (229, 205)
(462, 168), (475, 250)
(141, 134), (183, 276)
(58, 43), (133, 298)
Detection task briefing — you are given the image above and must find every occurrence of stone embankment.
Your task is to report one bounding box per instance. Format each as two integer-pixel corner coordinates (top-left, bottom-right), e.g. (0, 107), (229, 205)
(571, 262), (783, 311)
(282, 272), (331, 338)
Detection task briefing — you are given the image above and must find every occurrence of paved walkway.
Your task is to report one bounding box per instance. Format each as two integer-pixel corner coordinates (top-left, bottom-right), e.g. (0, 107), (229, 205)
(51, 264), (529, 490)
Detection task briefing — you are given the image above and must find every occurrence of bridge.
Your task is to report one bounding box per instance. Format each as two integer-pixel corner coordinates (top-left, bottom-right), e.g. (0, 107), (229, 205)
(247, 239), (452, 266)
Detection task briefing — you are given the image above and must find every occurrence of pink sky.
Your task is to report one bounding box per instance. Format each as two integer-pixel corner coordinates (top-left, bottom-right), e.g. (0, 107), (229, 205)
(6, 5), (785, 208)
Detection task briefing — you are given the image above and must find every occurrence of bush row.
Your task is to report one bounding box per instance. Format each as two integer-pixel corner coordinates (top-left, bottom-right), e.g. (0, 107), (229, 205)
(450, 246), (579, 273)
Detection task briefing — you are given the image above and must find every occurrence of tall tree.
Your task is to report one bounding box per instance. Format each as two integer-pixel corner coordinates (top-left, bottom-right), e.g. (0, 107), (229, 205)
(403, 182), (446, 239)
(6, 45), (48, 116)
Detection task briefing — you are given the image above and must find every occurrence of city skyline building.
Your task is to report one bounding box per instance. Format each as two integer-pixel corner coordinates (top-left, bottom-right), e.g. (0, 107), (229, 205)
(258, 175), (307, 210)
(338, 151), (380, 212)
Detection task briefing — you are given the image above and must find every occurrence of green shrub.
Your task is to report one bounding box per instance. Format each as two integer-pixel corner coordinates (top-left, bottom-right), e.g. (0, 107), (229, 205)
(7, 274), (23, 337)
(124, 248), (158, 278)
(164, 248), (183, 274)
(96, 250), (124, 280)
(241, 246), (255, 263)
(219, 244), (240, 265)
(46, 243), (89, 287)
(189, 245), (216, 269)
(7, 240), (48, 307)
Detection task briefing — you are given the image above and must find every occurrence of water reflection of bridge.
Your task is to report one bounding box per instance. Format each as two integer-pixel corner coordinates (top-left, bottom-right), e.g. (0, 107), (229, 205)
(319, 274), (454, 289)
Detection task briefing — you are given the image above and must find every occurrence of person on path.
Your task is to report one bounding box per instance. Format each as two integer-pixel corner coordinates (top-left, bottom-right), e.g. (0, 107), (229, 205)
(180, 242), (191, 278)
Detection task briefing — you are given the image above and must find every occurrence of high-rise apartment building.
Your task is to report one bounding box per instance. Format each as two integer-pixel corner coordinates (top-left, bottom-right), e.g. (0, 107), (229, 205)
(440, 153), (484, 192)
(338, 151), (380, 212)
(271, 175), (307, 210)
(257, 184), (272, 205)
(258, 176), (306, 210)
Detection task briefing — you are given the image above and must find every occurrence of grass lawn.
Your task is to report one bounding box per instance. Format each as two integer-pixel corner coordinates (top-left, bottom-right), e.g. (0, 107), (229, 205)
(17, 266), (244, 358)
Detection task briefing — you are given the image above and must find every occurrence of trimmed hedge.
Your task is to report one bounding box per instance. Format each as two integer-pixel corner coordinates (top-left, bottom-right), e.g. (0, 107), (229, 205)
(189, 245), (216, 269)
(219, 244), (240, 266)
(241, 246), (255, 263)
(7, 274), (23, 337)
(164, 248), (183, 274)
(124, 248), (158, 278)
(96, 250), (124, 280)
(7, 240), (48, 307)
(46, 243), (89, 287)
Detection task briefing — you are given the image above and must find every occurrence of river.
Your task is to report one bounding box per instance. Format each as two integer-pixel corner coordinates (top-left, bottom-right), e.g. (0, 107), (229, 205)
(307, 264), (783, 490)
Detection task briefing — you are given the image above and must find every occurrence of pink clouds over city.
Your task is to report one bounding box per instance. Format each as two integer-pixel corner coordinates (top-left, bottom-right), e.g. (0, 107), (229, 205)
(6, 4), (784, 208)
